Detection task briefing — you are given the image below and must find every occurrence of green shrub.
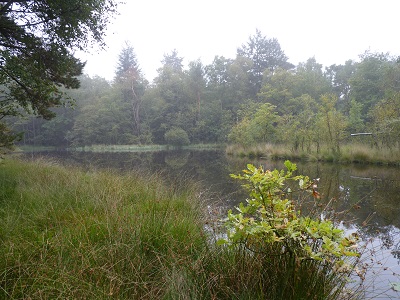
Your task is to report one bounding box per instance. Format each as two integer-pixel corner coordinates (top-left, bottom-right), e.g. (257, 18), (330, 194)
(218, 161), (360, 299)
(164, 127), (190, 146)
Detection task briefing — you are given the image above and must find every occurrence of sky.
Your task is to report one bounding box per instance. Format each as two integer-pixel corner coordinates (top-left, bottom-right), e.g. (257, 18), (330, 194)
(77, 0), (400, 82)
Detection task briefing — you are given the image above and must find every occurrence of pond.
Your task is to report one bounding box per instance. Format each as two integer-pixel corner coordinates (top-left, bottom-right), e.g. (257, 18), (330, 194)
(21, 149), (400, 298)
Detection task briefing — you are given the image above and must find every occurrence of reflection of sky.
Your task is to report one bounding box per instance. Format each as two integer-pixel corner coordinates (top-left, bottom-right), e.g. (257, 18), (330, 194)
(346, 224), (400, 299)
(333, 169), (400, 298)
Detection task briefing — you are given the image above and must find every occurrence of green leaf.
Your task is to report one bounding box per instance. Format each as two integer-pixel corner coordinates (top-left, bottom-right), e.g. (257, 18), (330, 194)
(284, 160), (297, 172)
(247, 164), (256, 172)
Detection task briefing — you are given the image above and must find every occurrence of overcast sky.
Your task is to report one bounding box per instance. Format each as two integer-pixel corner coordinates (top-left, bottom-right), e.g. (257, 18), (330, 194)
(77, 0), (400, 82)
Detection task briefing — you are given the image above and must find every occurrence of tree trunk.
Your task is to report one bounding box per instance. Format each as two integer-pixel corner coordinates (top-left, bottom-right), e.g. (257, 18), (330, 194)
(131, 81), (141, 136)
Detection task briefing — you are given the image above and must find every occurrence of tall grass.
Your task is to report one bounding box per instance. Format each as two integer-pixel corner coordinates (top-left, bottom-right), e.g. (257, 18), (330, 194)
(340, 143), (400, 165)
(0, 158), (363, 299)
(226, 143), (400, 166)
(0, 158), (207, 299)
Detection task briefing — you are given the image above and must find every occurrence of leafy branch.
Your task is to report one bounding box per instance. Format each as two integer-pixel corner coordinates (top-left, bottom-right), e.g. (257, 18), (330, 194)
(218, 161), (359, 266)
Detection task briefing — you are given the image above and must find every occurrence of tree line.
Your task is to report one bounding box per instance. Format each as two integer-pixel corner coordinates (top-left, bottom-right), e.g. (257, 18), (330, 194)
(12, 30), (400, 152)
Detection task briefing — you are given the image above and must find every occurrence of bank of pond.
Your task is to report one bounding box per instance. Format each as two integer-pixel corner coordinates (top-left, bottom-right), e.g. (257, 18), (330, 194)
(1, 155), (399, 299)
(226, 143), (400, 167)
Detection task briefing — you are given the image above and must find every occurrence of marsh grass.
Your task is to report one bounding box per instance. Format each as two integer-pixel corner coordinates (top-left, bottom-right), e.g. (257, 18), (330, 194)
(0, 158), (208, 299)
(0, 158), (363, 299)
(340, 144), (400, 165)
(226, 143), (400, 166)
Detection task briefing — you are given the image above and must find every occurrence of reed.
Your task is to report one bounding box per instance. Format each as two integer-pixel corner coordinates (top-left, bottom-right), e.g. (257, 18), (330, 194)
(340, 143), (400, 165)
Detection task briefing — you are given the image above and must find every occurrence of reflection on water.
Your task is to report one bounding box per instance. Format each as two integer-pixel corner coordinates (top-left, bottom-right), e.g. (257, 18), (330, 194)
(20, 149), (400, 298)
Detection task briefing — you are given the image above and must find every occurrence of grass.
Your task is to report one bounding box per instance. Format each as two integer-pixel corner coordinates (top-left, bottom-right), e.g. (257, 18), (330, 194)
(0, 158), (363, 299)
(0, 158), (207, 298)
(340, 143), (400, 165)
(226, 143), (400, 166)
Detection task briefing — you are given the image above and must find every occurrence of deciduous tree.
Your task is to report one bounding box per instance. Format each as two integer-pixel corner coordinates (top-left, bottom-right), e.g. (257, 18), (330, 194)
(369, 92), (400, 149)
(316, 94), (348, 154)
(349, 52), (391, 116)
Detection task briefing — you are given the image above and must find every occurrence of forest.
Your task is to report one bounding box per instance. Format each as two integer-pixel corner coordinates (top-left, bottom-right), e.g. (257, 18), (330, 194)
(12, 30), (400, 156)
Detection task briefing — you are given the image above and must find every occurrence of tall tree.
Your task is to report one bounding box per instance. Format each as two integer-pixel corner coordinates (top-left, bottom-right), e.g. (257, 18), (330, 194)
(325, 60), (356, 103)
(151, 50), (188, 143)
(349, 51), (392, 116)
(161, 49), (183, 73)
(185, 60), (206, 124)
(294, 57), (332, 100)
(114, 42), (147, 137)
(225, 56), (253, 110)
(369, 92), (400, 149)
(205, 56), (232, 88)
(205, 55), (252, 113)
(67, 76), (140, 146)
(115, 42), (140, 82)
(237, 29), (293, 96)
(259, 58), (330, 115)
(0, 0), (119, 149)
(258, 68), (295, 114)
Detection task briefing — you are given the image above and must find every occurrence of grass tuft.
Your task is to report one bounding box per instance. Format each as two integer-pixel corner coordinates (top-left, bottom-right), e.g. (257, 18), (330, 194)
(0, 158), (207, 299)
